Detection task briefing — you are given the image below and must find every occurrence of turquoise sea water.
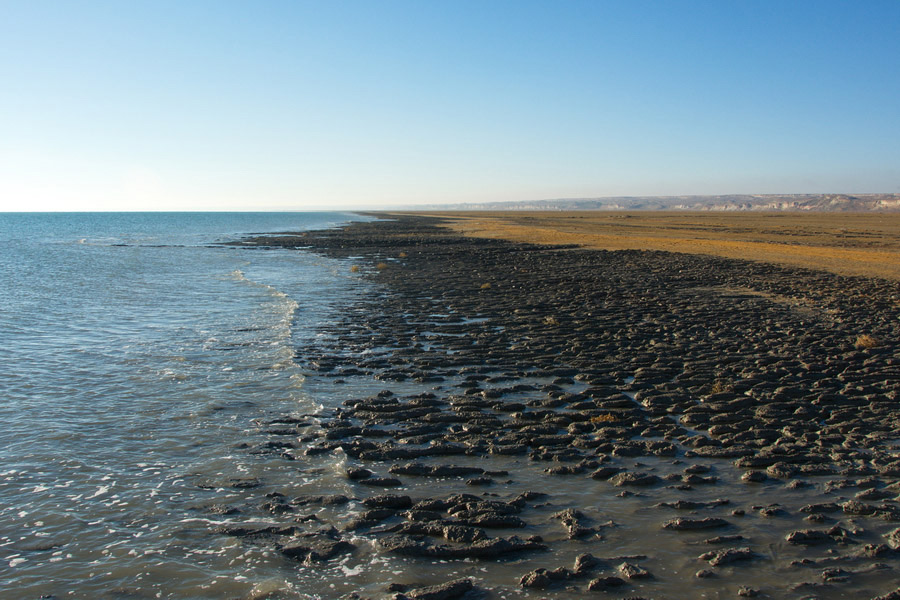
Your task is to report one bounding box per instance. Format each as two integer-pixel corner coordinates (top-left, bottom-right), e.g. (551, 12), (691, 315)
(0, 212), (372, 598)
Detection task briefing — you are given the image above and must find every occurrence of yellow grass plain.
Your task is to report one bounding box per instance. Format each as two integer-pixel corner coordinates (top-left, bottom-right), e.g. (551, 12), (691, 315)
(400, 211), (900, 281)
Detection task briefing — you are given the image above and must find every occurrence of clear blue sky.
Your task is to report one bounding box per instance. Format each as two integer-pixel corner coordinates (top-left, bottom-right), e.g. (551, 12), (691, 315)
(1, 0), (898, 211)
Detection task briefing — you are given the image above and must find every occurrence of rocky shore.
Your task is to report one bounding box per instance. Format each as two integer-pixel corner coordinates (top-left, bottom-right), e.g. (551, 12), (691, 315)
(226, 215), (900, 599)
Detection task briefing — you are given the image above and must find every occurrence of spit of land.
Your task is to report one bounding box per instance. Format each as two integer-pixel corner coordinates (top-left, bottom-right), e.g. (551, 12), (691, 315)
(225, 214), (900, 600)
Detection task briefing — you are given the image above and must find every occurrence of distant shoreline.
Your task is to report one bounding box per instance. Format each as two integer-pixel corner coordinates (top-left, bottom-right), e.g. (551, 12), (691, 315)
(409, 193), (900, 212)
(392, 210), (900, 281)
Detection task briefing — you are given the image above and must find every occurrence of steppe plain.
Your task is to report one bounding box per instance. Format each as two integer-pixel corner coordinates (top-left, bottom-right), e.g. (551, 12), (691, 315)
(230, 212), (900, 600)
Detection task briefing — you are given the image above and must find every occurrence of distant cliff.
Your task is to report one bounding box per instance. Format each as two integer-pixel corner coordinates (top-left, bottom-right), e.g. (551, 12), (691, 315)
(423, 194), (900, 212)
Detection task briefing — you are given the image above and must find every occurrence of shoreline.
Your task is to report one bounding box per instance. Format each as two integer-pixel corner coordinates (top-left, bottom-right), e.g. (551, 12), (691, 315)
(232, 214), (900, 599)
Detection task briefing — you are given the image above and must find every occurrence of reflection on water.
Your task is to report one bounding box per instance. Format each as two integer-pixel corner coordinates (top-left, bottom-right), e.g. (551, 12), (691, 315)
(0, 213), (370, 599)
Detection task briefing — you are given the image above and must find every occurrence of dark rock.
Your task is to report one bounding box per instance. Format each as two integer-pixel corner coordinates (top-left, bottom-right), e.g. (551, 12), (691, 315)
(587, 576), (627, 591)
(363, 495), (413, 510)
(280, 540), (355, 564)
(786, 530), (837, 545)
(684, 464), (711, 474)
(699, 547), (758, 566)
(229, 478), (262, 489)
(800, 502), (841, 514)
(821, 567), (850, 582)
(842, 499), (879, 515)
(458, 513), (526, 528)
(657, 499), (730, 510)
(380, 534), (546, 559)
(610, 472), (661, 487)
(291, 494), (350, 507)
(220, 524), (299, 537)
(389, 463), (484, 477)
(663, 517), (729, 530)
(347, 467), (373, 480)
(465, 476), (493, 486)
(758, 505), (787, 517)
(766, 462), (799, 478)
(519, 567), (573, 589)
(573, 553), (606, 574)
(590, 466), (624, 480)
(358, 477), (403, 487)
(619, 562), (652, 579)
(552, 508), (596, 538)
(394, 578), (474, 600)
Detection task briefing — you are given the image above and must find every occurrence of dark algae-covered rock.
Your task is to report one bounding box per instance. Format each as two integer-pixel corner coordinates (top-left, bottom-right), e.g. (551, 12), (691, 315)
(699, 547), (759, 566)
(225, 214), (900, 599)
(392, 578), (476, 600)
(663, 517), (730, 530)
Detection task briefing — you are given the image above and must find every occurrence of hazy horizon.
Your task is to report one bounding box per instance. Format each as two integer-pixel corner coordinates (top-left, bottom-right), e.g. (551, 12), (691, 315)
(3, 192), (900, 214)
(2, 1), (898, 212)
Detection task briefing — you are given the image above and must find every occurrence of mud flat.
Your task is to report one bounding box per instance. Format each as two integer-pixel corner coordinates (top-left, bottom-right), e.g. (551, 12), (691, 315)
(228, 215), (900, 600)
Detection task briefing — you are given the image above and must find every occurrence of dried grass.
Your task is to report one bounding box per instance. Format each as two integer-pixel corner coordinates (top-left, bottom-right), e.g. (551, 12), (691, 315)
(591, 414), (618, 423)
(855, 334), (880, 350)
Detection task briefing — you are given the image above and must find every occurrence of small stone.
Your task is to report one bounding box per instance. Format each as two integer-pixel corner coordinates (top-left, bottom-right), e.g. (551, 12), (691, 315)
(699, 547), (757, 566)
(590, 466), (624, 480)
(347, 467), (372, 480)
(465, 476), (493, 486)
(663, 517), (729, 530)
(358, 477), (403, 487)
(684, 464), (711, 474)
(610, 472), (661, 487)
(396, 578), (474, 600)
(821, 567), (850, 582)
(587, 576), (627, 591)
(519, 567), (572, 589)
(619, 562), (651, 579)
(805, 513), (827, 523)
(787, 480), (813, 489)
(573, 553), (605, 574)
(786, 529), (837, 545)
(363, 495), (412, 510)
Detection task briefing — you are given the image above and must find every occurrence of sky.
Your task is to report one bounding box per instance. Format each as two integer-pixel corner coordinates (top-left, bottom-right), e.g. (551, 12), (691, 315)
(1, 1), (899, 211)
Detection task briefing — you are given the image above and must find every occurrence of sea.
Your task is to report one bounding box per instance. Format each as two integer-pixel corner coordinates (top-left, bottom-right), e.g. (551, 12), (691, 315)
(0, 212), (378, 599)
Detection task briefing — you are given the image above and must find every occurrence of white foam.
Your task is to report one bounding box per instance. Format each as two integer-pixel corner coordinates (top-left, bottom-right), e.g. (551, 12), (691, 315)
(86, 485), (110, 499)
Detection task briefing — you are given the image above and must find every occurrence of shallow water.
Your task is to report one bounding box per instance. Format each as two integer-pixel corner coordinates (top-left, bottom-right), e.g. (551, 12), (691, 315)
(0, 212), (374, 599)
(275, 368), (900, 600)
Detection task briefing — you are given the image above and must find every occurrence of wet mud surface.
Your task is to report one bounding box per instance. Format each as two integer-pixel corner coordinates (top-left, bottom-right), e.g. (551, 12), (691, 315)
(226, 215), (900, 599)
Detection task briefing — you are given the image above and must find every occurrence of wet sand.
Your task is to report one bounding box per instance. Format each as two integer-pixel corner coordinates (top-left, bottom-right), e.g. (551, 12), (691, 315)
(229, 215), (900, 599)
